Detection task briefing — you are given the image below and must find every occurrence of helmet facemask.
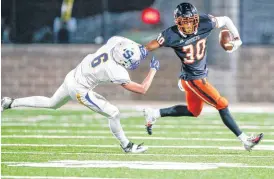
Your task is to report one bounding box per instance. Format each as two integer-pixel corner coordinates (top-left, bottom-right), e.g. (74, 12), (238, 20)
(175, 15), (199, 35)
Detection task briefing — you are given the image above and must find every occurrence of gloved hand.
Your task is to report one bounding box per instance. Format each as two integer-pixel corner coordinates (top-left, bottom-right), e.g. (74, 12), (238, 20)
(227, 38), (242, 53)
(139, 45), (148, 60)
(150, 56), (160, 71)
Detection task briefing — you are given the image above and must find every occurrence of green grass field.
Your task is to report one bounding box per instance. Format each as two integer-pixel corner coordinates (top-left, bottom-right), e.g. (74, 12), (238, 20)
(1, 109), (274, 179)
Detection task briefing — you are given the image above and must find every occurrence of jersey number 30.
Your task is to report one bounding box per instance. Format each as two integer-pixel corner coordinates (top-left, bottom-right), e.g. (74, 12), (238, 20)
(182, 39), (206, 64)
(91, 53), (108, 68)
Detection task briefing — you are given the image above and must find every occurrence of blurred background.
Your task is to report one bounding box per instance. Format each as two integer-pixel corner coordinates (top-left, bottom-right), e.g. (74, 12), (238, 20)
(1, 0), (274, 103)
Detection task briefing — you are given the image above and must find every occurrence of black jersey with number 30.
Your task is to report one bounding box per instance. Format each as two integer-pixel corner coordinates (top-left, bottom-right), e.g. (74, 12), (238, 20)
(157, 14), (216, 80)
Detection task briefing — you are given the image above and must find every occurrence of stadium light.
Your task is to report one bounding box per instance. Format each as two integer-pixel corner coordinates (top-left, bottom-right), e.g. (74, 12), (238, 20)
(141, 7), (160, 24)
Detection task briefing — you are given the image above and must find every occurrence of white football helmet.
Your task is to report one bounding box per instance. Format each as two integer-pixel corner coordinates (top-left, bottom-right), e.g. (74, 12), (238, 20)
(112, 40), (147, 70)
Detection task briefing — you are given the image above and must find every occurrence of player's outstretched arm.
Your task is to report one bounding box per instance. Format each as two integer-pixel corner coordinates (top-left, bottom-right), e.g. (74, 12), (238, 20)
(145, 40), (161, 52)
(122, 57), (160, 94)
(213, 16), (242, 52)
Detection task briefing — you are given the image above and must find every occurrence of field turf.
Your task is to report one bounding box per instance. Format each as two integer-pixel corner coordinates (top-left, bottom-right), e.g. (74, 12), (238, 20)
(1, 109), (274, 179)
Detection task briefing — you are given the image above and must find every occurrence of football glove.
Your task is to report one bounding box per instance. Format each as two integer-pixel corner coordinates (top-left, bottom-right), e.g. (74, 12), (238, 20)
(139, 45), (148, 60)
(227, 38), (242, 53)
(150, 56), (160, 71)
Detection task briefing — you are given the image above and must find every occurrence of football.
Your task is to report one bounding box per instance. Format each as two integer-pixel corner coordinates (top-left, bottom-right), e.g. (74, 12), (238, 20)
(219, 29), (234, 51)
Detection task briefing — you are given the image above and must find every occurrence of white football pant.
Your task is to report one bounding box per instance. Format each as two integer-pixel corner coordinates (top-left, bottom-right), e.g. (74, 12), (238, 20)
(11, 70), (129, 147)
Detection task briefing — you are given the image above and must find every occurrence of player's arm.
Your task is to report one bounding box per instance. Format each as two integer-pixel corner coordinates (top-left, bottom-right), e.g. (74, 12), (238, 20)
(213, 16), (239, 38)
(145, 39), (161, 51)
(122, 57), (160, 94)
(145, 32), (167, 51)
(212, 15), (242, 52)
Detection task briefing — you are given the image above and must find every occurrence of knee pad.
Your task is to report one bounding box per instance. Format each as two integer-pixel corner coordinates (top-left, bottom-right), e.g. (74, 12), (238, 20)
(216, 97), (228, 110)
(108, 106), (120, 119)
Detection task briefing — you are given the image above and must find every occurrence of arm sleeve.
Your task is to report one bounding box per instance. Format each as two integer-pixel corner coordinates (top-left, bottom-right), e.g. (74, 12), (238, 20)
(215, 16), (240, 38)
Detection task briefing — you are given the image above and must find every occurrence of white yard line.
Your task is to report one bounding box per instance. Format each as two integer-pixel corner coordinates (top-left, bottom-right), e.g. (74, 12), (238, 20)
(1, 176), (130, 179)
(3, 129), (274, 136)
(2, 144), (274, 151)
(0, 144), (119, 148)
(8, 102), (274, 113)
(2, 151), (273, 158)
(2, 123), (274, 129)
(2, 135), (274, 143)
(3, 117), (274, 126)
(1, 116), (54, 122)
(3, 160), (274, 170)
(1, 113), (141, 122)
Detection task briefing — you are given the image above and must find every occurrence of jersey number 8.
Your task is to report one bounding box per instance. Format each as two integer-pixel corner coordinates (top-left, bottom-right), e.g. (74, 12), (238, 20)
(182, 39), (206, 64)
(91, 53), (109, 68)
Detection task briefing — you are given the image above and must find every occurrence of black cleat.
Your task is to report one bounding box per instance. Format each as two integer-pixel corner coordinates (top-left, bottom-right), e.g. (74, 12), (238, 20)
(146, 124), (153, 135)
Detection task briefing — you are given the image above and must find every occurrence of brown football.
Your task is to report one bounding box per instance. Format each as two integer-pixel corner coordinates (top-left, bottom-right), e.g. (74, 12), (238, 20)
(219, 29), (234, 51)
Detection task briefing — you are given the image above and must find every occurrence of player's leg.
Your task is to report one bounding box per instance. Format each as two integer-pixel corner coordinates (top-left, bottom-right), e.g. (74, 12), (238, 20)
(186, 78), (263, 150)
(185, 78), (242, 135)
(144, 79), (204, 135)
(76, 90), (147, 153)
(156, 79), (204, 117)
(158, 106), (194, 117)
(2, 83), (71, 111)
(1, 70), (79, 112)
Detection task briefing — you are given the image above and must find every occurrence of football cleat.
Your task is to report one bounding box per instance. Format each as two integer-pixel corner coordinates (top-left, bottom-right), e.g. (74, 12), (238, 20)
(121, 142), (148, 153)
(146, 123), (153, 135)
(1, 97), (14, 112)
(143, 108), (158, 135)
(243, 133), (264, 151)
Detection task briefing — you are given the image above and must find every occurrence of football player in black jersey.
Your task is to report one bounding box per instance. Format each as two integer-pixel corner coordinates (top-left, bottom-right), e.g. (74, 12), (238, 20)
(143, 2), (263, 151)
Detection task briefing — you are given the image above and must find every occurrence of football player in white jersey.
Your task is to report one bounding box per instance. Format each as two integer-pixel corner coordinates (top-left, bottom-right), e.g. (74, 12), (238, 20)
(1, 36), (160, 153)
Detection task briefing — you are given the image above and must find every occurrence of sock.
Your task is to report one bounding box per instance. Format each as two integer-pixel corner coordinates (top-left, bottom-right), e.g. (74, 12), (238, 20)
(160, 105), (194, 117)
(108, 117), (129, 148)
(238, 132), (248, 143)
(153, 109), (161, 118)
(219, 107), (242, 136)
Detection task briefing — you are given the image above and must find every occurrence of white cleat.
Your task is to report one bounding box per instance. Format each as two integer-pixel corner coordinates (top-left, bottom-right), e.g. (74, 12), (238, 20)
(143, 108), (158, 135)
(1, 97), (14, 112)
(243, 133), (264, 151)
(121, 142), (148, 153)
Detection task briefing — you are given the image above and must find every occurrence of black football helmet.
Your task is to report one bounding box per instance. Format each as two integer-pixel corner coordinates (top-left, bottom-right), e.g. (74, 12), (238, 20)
(174, 3), (199, 35)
